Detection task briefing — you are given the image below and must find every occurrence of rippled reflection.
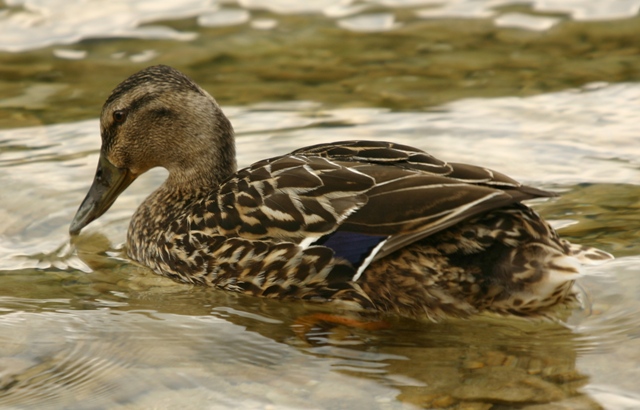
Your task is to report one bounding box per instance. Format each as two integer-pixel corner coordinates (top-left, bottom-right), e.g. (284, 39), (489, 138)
(2, 0), (640, 51)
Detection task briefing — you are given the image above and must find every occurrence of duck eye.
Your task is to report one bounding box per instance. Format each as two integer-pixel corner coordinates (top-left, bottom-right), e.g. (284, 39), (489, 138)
(113, 110), (127, 124)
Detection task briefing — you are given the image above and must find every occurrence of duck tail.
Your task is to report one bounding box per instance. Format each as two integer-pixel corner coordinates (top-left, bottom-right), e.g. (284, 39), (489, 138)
(566, 242), (614, 266)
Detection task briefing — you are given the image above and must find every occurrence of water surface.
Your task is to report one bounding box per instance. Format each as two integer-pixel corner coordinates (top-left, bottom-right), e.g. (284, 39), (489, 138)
(1, 1), (640, 409)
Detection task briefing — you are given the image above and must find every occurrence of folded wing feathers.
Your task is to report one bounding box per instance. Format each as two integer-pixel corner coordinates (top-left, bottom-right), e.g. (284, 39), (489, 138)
(217, 154), (374, 240)
(216, 141), (554, 261)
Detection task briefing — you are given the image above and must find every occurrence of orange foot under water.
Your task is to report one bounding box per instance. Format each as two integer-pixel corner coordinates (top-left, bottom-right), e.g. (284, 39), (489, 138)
(293, 313), (390, 342)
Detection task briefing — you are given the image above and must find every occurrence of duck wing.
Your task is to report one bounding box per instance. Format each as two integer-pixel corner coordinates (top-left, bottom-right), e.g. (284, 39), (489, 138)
(215, 140), (554, 268)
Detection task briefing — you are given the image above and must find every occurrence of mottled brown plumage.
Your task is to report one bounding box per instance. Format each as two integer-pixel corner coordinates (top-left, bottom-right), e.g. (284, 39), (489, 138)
(70, 65), (612, 320)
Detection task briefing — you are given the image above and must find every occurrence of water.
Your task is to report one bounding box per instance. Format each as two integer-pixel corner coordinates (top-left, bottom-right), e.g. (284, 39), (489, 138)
(1, 1), (640, 409)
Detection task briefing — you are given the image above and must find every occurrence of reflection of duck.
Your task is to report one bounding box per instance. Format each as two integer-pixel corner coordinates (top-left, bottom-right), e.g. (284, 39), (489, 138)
(69, 65), (612, 320)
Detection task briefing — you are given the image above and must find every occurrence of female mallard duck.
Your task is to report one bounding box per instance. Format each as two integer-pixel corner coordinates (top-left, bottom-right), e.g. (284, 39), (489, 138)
(70, 65), (611, 320)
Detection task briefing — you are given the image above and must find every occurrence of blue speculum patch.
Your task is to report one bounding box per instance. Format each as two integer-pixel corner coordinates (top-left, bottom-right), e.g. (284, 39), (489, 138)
(314, 230), (387, 267)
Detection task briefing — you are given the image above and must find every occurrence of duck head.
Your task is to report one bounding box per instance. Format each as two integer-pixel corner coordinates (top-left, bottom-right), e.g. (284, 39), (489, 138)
(69, 65), (235, 235)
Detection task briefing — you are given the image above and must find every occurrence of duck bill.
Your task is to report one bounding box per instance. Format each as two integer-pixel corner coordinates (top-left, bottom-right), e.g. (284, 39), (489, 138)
(69, 154), (136, 235)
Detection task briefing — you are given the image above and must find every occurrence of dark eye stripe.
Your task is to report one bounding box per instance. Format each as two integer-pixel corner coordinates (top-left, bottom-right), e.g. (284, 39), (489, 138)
(126, 94), (157, 115)
(150, 107), (174, 119)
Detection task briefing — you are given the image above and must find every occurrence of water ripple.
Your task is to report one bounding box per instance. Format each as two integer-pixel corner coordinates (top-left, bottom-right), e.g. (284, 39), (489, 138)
(2, 0), (640, 51)
(0, 309), (398, 409)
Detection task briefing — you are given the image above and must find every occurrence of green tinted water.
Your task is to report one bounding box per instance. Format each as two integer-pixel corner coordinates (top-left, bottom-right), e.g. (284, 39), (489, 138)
(1, 1), (640, 409)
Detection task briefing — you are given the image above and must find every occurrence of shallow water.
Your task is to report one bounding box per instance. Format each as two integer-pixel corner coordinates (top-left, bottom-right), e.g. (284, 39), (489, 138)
(1, 1), (640, 409)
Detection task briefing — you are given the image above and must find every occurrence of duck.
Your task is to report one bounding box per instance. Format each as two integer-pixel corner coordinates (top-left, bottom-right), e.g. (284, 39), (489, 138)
(70, 65), (612, 320)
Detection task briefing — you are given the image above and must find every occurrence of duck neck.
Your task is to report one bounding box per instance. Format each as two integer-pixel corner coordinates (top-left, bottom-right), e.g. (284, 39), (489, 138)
(165, 114), (237, 192)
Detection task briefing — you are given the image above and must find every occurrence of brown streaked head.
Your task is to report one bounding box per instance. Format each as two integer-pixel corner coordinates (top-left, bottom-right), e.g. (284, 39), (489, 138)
(70, 65), (236, 235)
